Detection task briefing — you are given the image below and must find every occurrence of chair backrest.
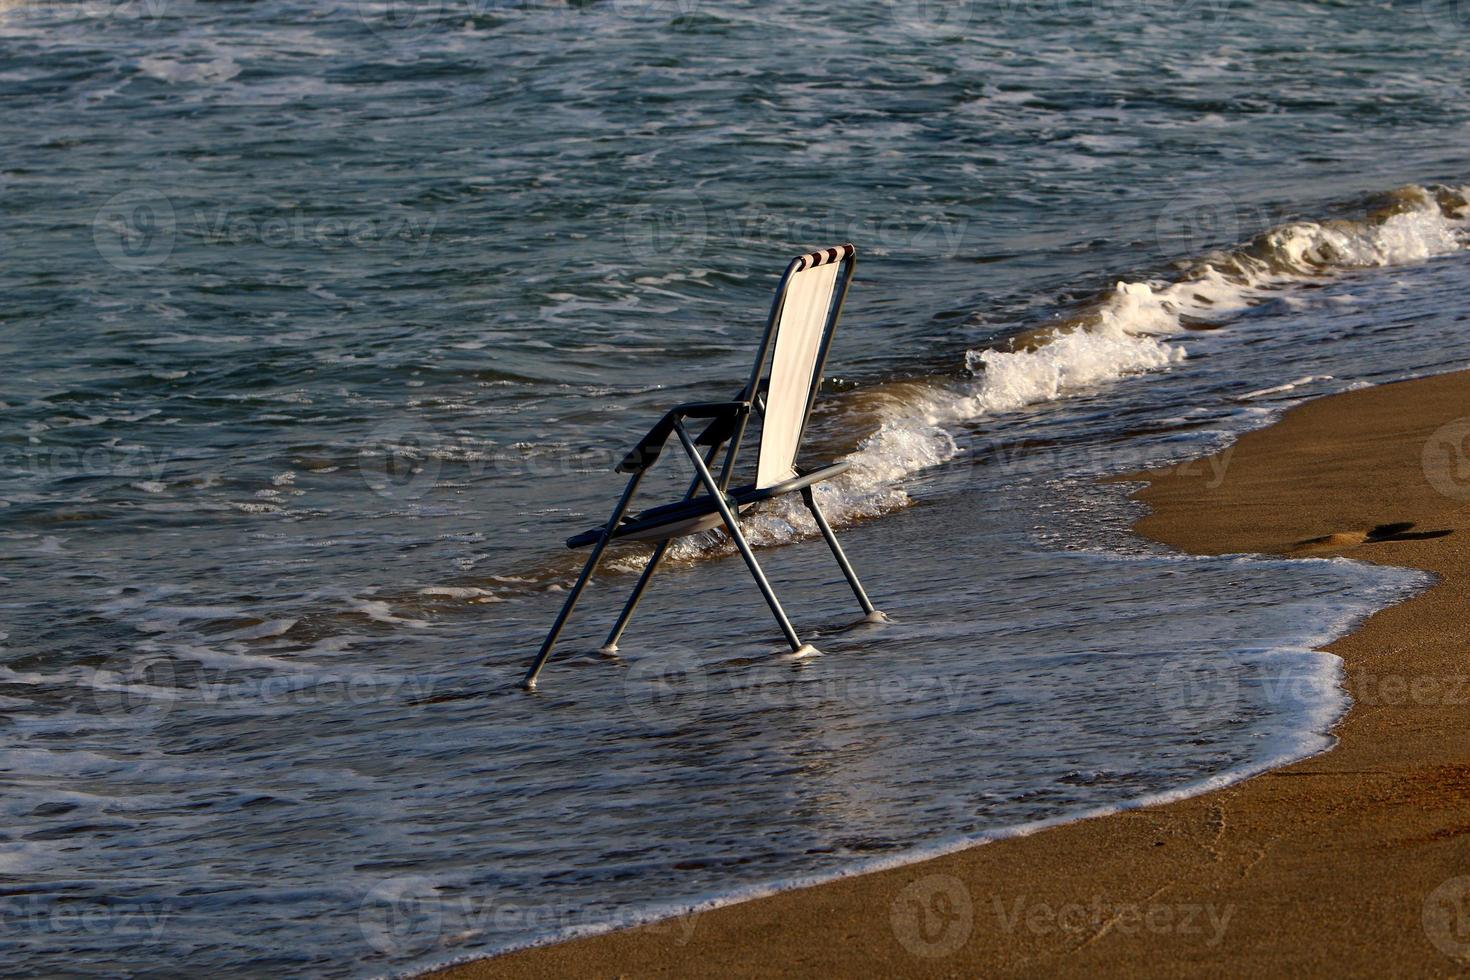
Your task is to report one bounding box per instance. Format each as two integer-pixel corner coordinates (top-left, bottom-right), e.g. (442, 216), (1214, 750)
(736, 244), (855, 490)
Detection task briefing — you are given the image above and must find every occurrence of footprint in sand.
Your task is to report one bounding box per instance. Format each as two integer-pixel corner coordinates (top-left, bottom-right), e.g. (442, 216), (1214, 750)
(1292, 522), (1454, 554)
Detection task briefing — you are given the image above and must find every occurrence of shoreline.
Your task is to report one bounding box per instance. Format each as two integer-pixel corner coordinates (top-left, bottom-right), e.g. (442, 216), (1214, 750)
(430, 370), (1470, 977)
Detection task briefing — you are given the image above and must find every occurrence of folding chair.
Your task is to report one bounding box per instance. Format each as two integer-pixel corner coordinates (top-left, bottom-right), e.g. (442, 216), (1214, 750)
(522, 243), (883, 688)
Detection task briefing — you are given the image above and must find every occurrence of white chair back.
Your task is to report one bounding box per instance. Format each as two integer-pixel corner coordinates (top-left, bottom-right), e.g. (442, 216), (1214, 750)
(751, 245), (853, 489)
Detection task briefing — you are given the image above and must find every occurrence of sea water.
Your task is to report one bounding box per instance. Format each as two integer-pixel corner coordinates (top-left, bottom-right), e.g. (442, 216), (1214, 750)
(1, 1), (1468, 974)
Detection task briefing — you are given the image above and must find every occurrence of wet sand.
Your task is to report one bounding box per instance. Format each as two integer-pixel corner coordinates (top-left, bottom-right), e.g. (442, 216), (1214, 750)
(432, 369), (1470, 977)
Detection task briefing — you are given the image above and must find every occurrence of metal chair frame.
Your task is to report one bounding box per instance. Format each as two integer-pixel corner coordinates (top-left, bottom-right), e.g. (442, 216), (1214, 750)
(522, 245), (880, 688)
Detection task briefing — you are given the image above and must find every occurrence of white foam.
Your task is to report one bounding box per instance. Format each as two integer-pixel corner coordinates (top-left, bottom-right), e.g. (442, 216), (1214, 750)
(427, 560), (1434, 974)
(727, 185), (1470, 552)
(352, 599), (430, 628)
(416, 645), (1352, 973)
(147, 604), (246, 622)
(219, 618), (298, 641)
(1239, 375), (1334, 401)
(418, 586), (503, 602)
(136, 54), (240, 86)
(231, 501), (282, 514)
(701, 306), (1188, 551)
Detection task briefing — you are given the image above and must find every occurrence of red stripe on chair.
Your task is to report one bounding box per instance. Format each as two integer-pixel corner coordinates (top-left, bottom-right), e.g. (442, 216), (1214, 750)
(792, 244), (855, 273)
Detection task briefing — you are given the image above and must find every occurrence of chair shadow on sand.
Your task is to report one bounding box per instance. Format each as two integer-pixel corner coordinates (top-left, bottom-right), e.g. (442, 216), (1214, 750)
(1292, 521), (1454, 553)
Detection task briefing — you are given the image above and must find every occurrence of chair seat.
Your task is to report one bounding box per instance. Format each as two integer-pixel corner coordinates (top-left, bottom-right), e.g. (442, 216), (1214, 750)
(565, 461), (850, 549)
(521, 244), (876, 688)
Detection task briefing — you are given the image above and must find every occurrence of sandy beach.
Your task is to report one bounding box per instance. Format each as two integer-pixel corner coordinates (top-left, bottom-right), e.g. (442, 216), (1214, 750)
(434, 369), (1470, 977)
(12, 1), (1470, 973)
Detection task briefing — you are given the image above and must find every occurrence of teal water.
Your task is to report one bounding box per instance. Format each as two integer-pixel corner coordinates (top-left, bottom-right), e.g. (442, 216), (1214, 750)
(2, 1), (1468, 974)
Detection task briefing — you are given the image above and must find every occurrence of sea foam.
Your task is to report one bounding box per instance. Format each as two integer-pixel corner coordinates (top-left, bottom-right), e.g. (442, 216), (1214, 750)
(767, 185), (1470, 536)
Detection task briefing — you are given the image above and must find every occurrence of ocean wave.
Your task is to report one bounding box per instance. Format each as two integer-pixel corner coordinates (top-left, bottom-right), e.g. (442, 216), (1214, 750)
(741, 183), (1470, 547)
(453, 183), (1470, 579)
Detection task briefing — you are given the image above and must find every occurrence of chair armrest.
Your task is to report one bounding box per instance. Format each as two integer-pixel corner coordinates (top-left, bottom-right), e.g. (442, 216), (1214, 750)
(693, 385), (762, 447)
(616, 400), (750, 473)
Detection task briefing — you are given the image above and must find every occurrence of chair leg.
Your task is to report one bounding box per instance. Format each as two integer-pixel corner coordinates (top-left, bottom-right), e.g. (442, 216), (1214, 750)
(521, 543), (607, 689)
(675, 422), (807, 653)
(603, 456), (716, 654)
(800, 487), (879, 618)
(601, 538), (671, 653)
(715, 502), (806, 652)
(522, 471), (645, 689)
